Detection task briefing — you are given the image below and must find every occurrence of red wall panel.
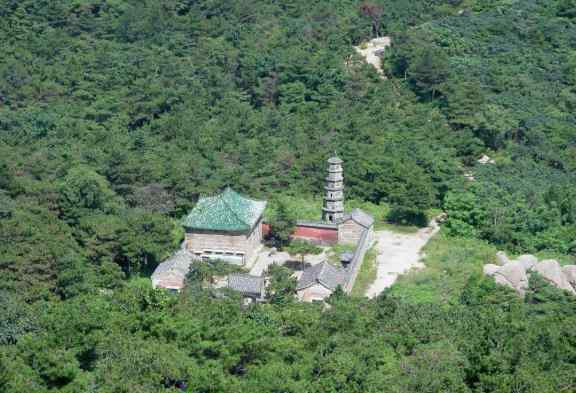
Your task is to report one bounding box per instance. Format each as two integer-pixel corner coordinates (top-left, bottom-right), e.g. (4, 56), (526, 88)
(293, 225), (338, 243)
(262, 222), (338, 244)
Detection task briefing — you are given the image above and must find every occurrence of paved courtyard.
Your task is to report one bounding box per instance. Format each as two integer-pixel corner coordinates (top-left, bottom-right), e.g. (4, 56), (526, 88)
(366, 219), (440, 298)
(249, 247), (330, 276)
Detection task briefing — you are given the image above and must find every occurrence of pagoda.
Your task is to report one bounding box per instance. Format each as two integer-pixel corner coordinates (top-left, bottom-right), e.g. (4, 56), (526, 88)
(322, 156), (345, 223)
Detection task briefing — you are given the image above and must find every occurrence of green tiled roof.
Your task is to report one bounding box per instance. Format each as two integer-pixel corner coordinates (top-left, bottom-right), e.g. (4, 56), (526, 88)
(181, 188), (267, 232)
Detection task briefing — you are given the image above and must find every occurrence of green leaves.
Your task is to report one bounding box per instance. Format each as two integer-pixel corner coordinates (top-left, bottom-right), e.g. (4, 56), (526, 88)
(407, 45), (449, 99)
(265, 265), (297, 305)
(444, 190), (484, 238)
(267, 197), (297, 248)
(57, 167), (123, 225)
(0, 292), (37, 345)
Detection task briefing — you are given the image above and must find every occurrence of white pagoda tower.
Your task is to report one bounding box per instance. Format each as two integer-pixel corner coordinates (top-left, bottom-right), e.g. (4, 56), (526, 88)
(322, 156), (345, 223)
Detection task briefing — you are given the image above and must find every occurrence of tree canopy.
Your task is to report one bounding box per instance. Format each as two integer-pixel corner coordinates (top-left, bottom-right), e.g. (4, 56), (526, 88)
(2, 1), (576, 391)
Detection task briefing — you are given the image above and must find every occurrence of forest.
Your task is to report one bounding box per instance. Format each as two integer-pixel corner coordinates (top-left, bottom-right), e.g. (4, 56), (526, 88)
(1, 0), (576, 391)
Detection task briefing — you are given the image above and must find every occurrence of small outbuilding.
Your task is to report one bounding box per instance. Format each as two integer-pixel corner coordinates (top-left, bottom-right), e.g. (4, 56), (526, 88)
(227, 273), (266, 303)
(151, 250), (193, 291)
(296, 261), (347, 302)
(338, 208), (374, 245)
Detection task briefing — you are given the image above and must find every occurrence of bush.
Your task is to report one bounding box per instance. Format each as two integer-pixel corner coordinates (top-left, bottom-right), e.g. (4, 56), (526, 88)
(387, 206), (428, 227)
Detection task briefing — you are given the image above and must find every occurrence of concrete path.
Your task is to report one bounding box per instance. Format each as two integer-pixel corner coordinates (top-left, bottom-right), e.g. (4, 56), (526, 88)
(366, 219), (440, 298)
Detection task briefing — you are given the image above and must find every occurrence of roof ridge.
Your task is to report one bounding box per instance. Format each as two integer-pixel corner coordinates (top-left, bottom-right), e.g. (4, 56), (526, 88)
(182, 188), (266, 232)
(221, 190), (251, 229)
(227, 187), (266, 205)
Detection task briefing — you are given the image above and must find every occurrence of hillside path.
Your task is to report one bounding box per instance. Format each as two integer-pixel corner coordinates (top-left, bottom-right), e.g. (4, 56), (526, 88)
(366, 219), (440, 298)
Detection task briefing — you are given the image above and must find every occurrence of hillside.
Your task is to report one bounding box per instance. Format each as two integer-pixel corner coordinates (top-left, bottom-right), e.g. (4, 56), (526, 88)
(1, 1), (576, 392)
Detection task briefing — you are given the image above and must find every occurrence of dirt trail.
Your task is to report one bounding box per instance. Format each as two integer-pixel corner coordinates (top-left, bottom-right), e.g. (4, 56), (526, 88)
(353, 36), (391, 78)
(366, 219), (440, 298)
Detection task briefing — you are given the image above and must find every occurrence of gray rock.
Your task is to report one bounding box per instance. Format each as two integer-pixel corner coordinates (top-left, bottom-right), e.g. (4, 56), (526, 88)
(496, 251), (510, 266)
(533, 260), (575, 294)
(494, 274), (515, 291)
(562, 265), (576, 287)
(517, 254), (538, 270)
(494, 262), (529, 295)
(483, 264), (500, 276)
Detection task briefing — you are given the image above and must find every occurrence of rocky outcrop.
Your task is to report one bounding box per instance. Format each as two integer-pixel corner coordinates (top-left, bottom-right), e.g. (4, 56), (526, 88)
(517, 254), (538, 270)
(495, 251), (510, 266)
(563, 265), (576, 286)
(494, 262), (529, 296)
(483, 264), (500, 276)
(484, 252), (576, 296)
(533, 259), (574, 294)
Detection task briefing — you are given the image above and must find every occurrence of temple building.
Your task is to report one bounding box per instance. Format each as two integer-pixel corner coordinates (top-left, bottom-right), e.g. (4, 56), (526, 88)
(152, 155), (375, 300)
(181, 188), (266, 266)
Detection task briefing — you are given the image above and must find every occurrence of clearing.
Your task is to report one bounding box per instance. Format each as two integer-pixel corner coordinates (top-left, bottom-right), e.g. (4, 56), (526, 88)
(366, 218), (440, 298)
(353, 36), (392, 78)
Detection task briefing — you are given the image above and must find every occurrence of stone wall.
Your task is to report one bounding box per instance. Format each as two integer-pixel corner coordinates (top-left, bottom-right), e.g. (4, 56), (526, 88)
(185, 218), (262, 265)
(186, 231), (248, 253)
(343, 228), (373, 293)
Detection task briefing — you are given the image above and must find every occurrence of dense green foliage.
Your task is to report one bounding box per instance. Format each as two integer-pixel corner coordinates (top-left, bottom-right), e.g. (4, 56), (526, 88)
(3, 275), (576, 392)
(2, 0), (576, 391)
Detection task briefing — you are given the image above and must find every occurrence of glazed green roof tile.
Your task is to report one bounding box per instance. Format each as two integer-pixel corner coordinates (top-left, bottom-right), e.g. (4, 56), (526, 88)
(181, 188), (267, 232)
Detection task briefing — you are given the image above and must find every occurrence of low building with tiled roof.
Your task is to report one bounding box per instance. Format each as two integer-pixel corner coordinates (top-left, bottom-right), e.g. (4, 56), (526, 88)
(296, 261), (347, 302)
(338, 208), (374, 245)
(151, 249), (193, 291)
(227, 273), (265, 303)
(182, 188), (266, 266)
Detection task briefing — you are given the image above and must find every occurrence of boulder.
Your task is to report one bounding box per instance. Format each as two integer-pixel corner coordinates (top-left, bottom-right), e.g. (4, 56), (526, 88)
(496, 251), (510, 266)
(517, 254), (538, 270)
(493, 274), (515, 291)
(562, 265), (576, 287)
(483, 264), (500, 276)
(494, 262), (529, 295)
(533, 260), (575, 294)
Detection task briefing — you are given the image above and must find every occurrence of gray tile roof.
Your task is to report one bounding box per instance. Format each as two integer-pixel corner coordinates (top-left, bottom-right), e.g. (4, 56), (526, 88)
(340, 251), (354, 263)
(343, 208), (374, 228)
(151, 250), (194, 289)
(297, 261), (347, 291)
(228, 274), (265, 297)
